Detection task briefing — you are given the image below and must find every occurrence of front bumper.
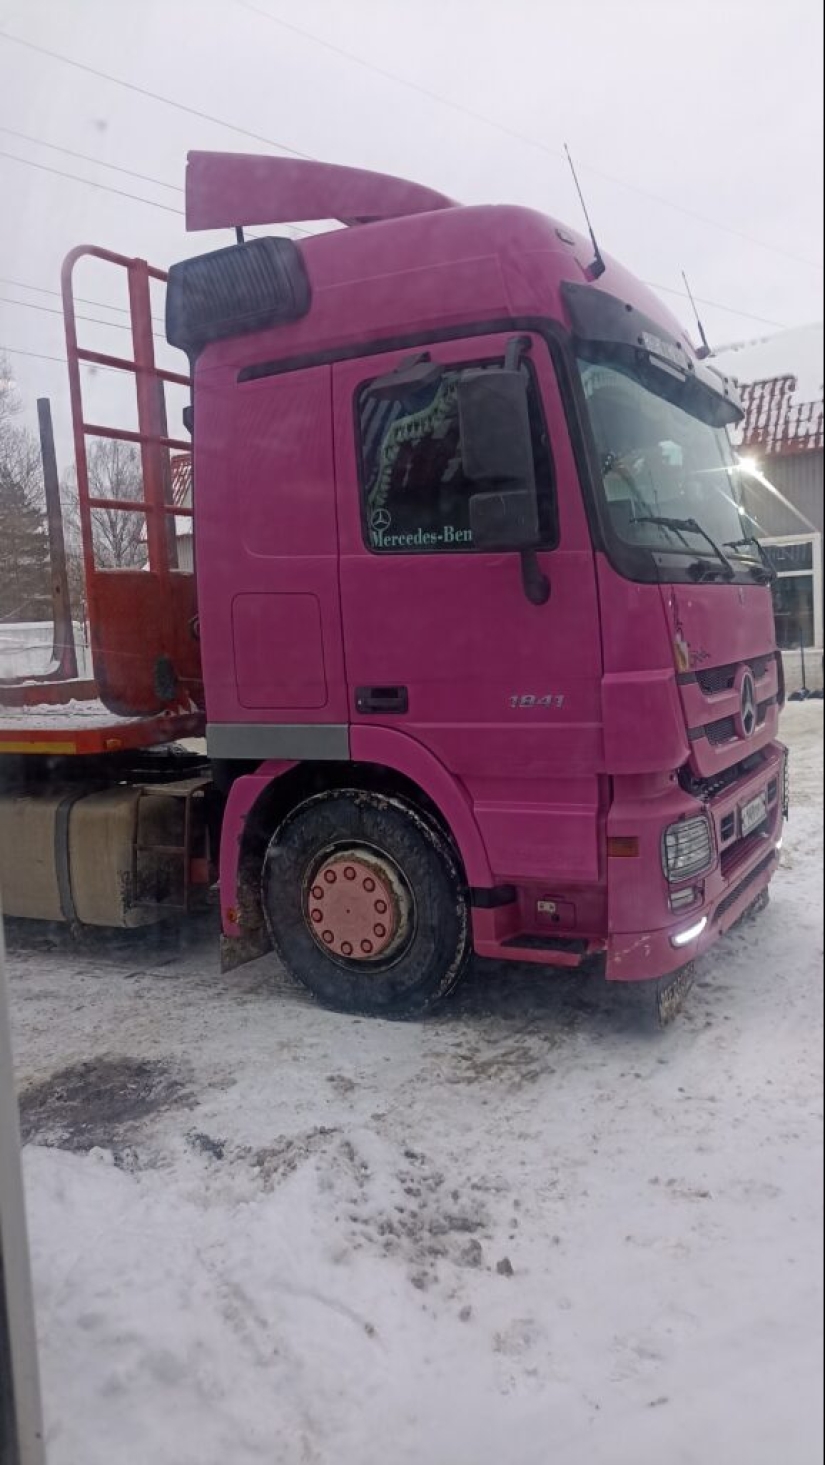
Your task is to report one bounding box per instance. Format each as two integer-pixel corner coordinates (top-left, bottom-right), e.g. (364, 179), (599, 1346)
(607, 740), (786, 983)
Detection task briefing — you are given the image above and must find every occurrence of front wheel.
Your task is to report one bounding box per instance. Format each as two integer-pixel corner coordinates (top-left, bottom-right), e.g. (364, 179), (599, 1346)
(261, 790), (471, 1017)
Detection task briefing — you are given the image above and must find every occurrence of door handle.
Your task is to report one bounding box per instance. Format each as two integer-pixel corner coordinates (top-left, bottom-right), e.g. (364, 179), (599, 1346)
(355, 686), (409, 715)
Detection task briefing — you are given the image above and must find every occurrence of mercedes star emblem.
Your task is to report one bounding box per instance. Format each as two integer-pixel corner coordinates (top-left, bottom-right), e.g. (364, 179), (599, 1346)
(738, 668), (757, 739)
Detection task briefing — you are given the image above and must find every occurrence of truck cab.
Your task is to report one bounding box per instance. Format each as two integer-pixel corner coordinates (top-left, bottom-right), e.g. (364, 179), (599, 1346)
(156, 154), (786, 1019)
(0, 154), (786, 1023)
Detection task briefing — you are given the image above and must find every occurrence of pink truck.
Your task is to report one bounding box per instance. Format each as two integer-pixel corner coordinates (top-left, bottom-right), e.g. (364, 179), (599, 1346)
(0, 155), (788, 1022)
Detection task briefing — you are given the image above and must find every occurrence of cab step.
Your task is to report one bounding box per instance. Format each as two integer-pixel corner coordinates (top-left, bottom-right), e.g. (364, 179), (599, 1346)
(476, 933), (605, 967)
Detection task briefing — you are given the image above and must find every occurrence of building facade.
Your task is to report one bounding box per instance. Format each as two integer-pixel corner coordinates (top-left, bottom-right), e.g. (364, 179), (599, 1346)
(714, 325), (823, 684)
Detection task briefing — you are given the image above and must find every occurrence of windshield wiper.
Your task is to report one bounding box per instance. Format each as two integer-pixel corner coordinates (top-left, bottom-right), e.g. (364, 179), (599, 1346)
(630, 514), (736, 581)
(722, 535), (776, 585)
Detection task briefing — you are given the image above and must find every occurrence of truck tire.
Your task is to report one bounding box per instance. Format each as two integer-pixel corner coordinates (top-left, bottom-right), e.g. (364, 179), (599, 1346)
(261, 790), (470, 1017)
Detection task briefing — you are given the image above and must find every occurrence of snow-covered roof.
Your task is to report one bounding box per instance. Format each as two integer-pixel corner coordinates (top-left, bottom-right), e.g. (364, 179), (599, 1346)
(171, 454), (192, 509)
(170, 454), (192, 538)
(138, 454), (193, 544)
(713, 323), (823, 457)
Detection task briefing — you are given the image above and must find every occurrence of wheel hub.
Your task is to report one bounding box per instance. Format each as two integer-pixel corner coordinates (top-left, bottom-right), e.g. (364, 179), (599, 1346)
(304, 847), (411, 962)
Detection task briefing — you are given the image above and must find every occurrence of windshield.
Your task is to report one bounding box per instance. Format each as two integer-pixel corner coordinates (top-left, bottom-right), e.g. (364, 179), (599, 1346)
(578, 351), (754, 565)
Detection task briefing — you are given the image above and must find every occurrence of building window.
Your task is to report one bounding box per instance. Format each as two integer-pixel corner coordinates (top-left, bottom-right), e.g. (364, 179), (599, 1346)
(764, 535), (822, 649)
(358, 360), (556, 554)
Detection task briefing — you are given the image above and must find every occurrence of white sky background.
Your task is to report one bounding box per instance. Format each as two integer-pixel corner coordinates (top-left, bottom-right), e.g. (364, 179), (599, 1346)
(0, 0), (823, 473)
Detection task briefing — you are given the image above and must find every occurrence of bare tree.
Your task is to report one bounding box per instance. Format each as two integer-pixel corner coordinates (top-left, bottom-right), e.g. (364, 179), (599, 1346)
(0, 355), (51, 621)
(63, 439), (148, 570)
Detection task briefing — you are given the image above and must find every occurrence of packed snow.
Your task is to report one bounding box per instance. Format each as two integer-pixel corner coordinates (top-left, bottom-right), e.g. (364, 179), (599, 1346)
(0, 699), (136, 731)
(5, 703), (823, 1465)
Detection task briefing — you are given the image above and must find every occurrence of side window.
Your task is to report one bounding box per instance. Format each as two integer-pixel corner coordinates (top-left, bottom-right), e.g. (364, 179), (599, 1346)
(358, 359), (556, 553)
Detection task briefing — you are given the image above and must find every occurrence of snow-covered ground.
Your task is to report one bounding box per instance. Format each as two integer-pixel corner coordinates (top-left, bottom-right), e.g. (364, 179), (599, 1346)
(6, 703), (823, 1465)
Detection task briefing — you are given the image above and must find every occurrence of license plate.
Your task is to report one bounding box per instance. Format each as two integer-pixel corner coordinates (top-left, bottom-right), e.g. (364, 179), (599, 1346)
(740, 791), (768, 836)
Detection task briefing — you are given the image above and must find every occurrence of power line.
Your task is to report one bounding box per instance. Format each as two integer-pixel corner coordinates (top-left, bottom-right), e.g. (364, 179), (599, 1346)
(2, 16), (820, 277)
(0, 28), (313, 161)
(1, 344), (66, 366)
(0, 130), (311, 237)
(0, 291), (129, 329)
(643, 281), (786, 330)
(0, 124), (183, 192)
(0, 276), (163, 325)
(1, 294), (132, 332)
(0, 149), (184, 215)
(0, 294), (172, 344)
(1, 342), (130, 376)
(237, 0), (824, 274)
(2, 277), (130, 313)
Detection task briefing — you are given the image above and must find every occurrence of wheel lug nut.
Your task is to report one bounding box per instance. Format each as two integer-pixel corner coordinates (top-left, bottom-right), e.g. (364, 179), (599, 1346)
(324, 870), (336, 884)
(363, 877), (375, 892)
(344, 866), (356, 881)
(374, 923), (386, 938)
(322, 930), (334, 944)
(341, 941), (353, 956)
(310, 909), (323, 924)
(361, 940), (373, 954)
(374, 899), (387, 914)
(311, 885), (324, 900)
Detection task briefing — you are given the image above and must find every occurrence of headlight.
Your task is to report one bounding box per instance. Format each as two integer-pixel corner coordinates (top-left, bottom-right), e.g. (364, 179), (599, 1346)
(662, 815), (713, 881)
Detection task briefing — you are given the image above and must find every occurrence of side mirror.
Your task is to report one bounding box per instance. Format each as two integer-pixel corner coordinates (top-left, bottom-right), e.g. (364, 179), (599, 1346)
(469, 490), (539, 551)
(457, 368), (540, 551)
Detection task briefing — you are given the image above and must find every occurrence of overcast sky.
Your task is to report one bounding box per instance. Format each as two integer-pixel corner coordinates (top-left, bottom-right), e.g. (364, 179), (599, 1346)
(1, 0), (822, 468)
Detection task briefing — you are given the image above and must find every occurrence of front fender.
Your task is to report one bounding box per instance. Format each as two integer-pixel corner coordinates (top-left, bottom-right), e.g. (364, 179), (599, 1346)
(219, 760), (295, 939)
(219, 733), (494, 944)
(349, 724), (493, 888)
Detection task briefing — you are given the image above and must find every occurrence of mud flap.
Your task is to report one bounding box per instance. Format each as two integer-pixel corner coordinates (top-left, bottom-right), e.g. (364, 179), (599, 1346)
(645, 886), (771, 1028)
(653, 961), (697, 1027)
(220, 926), (272, 973)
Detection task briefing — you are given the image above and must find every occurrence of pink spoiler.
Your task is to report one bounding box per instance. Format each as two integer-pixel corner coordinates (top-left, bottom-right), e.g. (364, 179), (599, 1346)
(185, 152), (456, 231)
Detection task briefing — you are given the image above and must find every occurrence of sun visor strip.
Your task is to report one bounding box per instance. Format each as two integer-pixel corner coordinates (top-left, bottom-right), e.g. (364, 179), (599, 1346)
(560, 281), (742, 426)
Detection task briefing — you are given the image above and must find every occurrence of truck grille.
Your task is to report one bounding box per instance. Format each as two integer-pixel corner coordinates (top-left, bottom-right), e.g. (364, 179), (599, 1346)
(713, 851), (776, 923)
(706, 715), (736, 747)
(703, 698), (774, 747)
(697, 654), (772, 694)
(721, 825), (770, 878)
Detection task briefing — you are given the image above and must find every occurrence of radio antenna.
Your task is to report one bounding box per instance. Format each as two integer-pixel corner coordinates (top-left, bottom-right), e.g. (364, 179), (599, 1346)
(681, 270), (712, 359)
(564, 143), (605, 281)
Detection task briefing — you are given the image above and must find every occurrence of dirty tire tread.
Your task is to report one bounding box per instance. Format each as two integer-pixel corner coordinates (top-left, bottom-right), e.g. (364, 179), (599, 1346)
(262, 790), (470, 1018)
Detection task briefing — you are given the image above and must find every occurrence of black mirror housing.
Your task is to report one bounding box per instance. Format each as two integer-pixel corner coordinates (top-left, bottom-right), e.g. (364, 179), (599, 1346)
(469, 490), (540, 551)
(458, 367), (540, 551)
(457, 369), (535, 485)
